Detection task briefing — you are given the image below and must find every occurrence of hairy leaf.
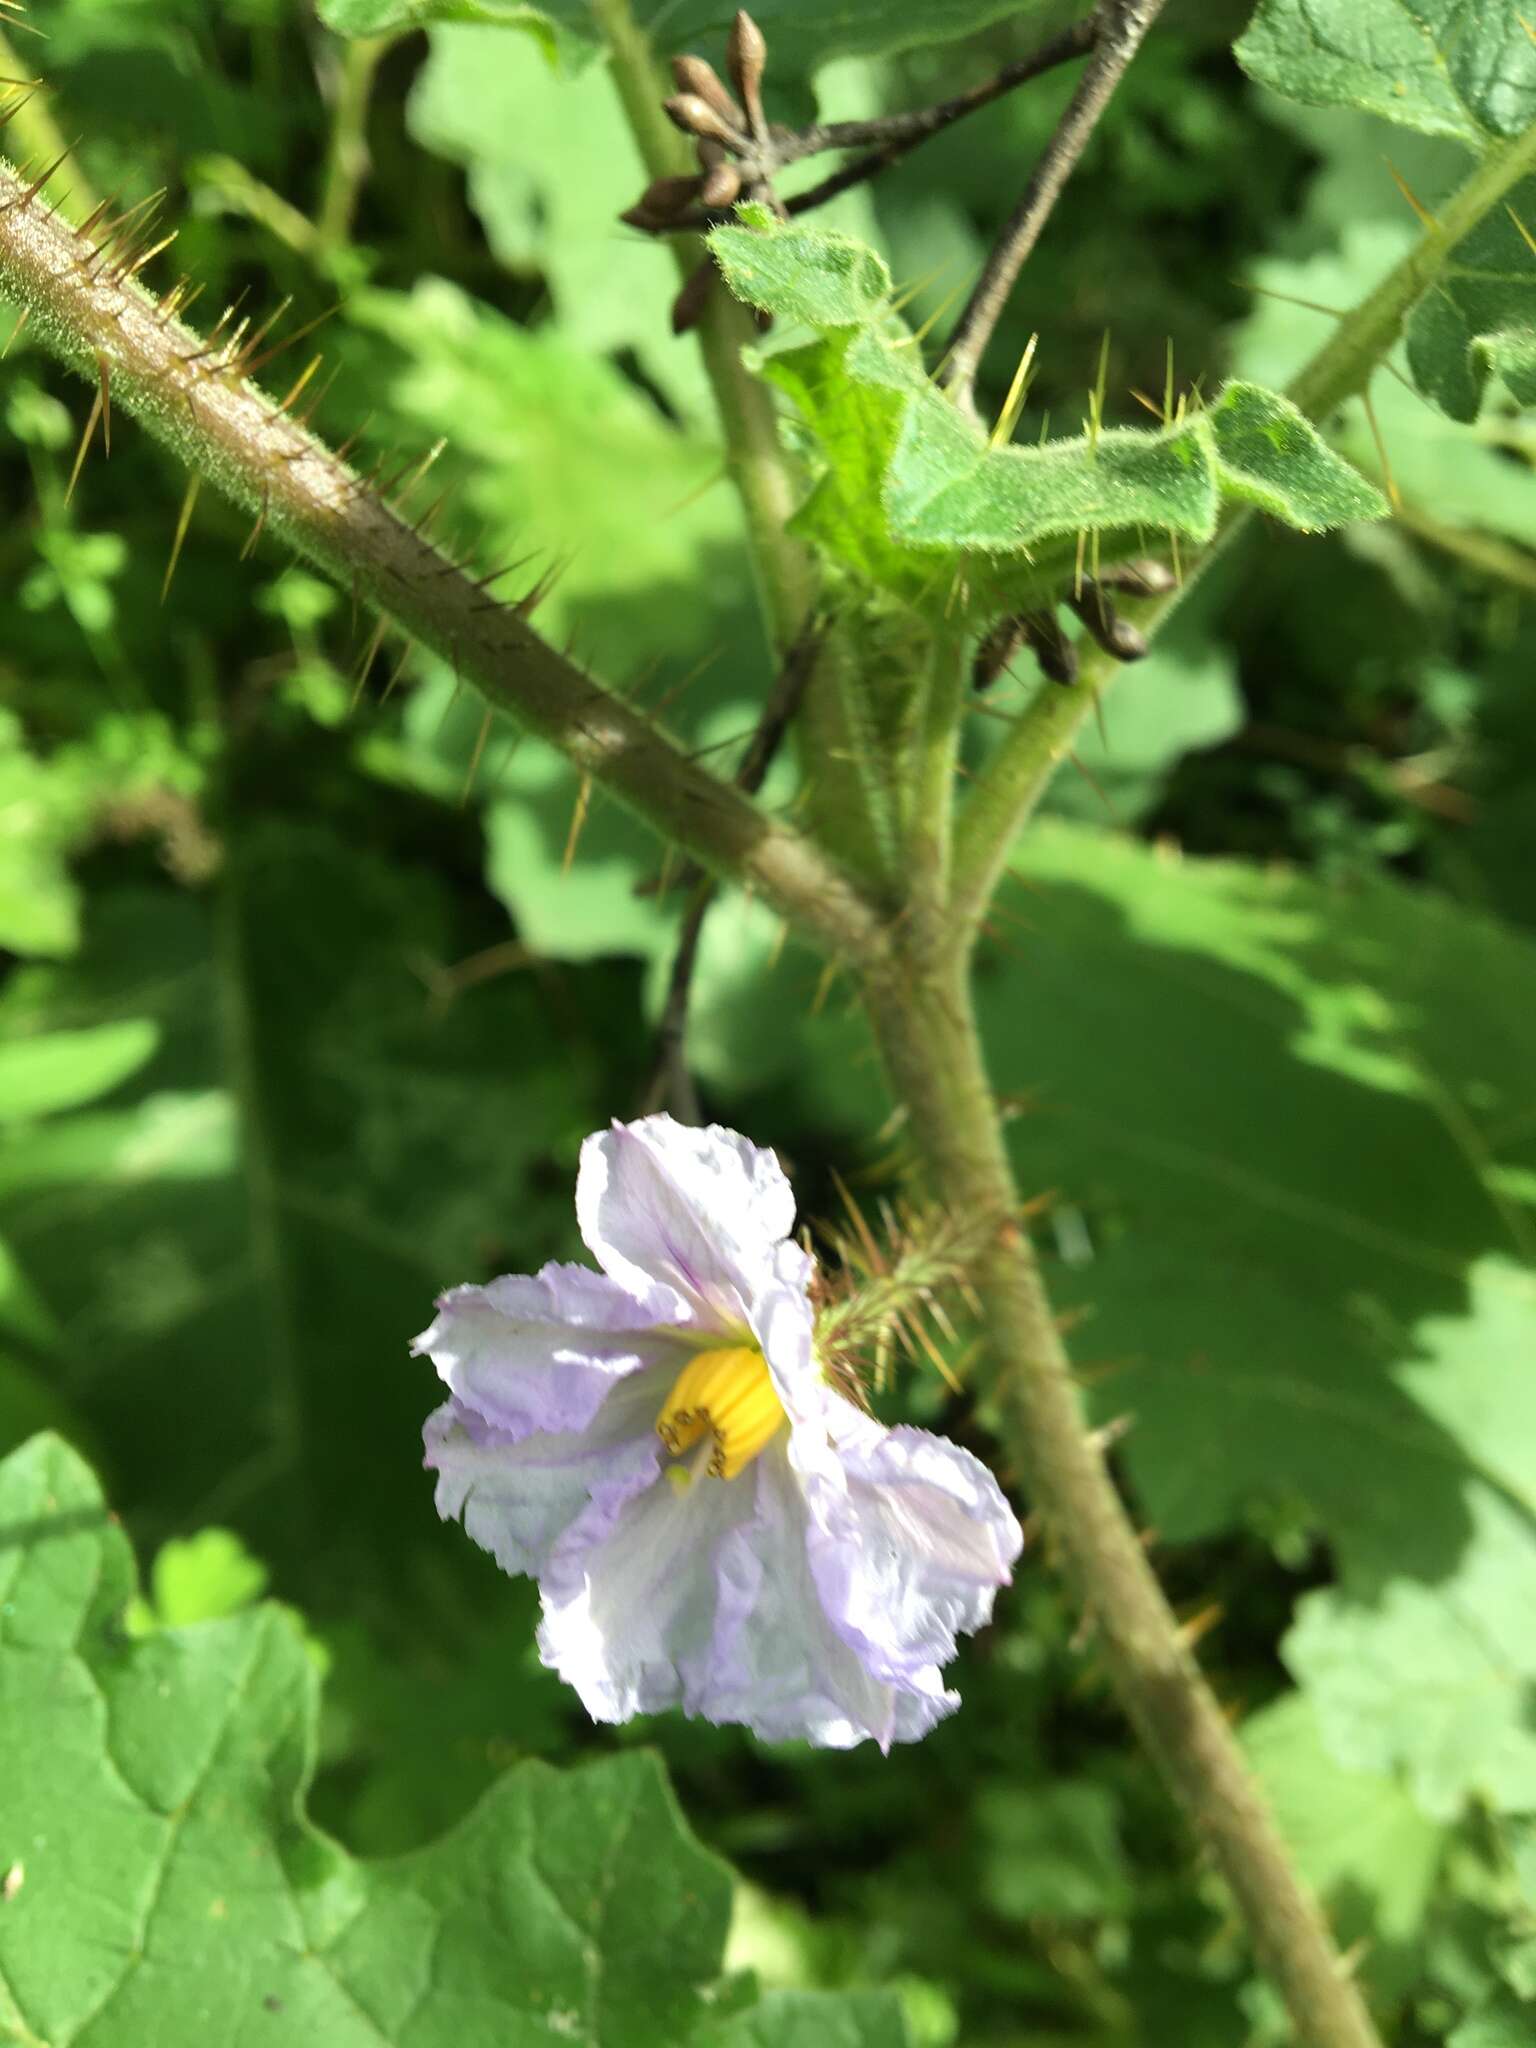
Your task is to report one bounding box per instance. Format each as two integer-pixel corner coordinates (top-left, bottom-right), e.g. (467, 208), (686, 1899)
(712, 221), (1381, 613)
(1236, 1), (1536, 149)
(1206, 380), (1388, 528)
(0, 1432), (863, 2047)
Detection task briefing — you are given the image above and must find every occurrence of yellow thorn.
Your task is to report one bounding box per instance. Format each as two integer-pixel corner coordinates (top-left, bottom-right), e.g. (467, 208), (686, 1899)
(1163, 335), (1174, 425)
(461, 707), (494, 808)
(3, 304), (32, 357)
(1385, 159), (1437, 230)
(65, 386), (103, 503)
(561, 773), (592, 875)
(380, 636), (415, 703)
(350, 614), (388, 711)
(240, 487), (269, 562)
(1360, 380), (1401, 511)
(160, 474), (201, 603)
(990, 331), (1038, 447)
(1507, 202), (1536, 259)
(94, 352), (110, 456)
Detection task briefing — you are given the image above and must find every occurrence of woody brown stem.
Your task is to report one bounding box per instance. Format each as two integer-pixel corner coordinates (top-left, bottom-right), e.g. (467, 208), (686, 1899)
(0, 153), (888, 970)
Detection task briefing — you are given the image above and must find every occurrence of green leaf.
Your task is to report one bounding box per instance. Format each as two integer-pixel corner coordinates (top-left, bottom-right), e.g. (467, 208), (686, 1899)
(1234, 217), (1536, 540)
(712, 220), (1379, 613)
(0, 1020), (158, 1122)
(696, 1989), (912, 2047)
(1284, 1257), (1536, 1819)
(0, 810), (605, 1571)
(1206, 380), (1387, 528)
(321, 0), (1059, 78)
(1405, 177), (1536, 419)
(712, 220), (893, 330)
(1244, 1692), (1446, 1993)
(407, 26), (711, 417)
(1235, 1), (1536, 150)
(1451, 1999), (1536, 2048)
(0, 1433), (745, 2046)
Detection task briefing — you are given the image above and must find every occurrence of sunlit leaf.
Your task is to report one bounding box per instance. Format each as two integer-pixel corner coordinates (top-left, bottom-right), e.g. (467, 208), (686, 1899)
(1236, 0), (1536, 149)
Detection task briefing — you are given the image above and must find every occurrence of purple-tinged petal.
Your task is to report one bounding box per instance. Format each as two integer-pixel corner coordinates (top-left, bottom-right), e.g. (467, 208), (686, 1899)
(424, 1375), (662, 1580)
(536, 1453), (757, 1724)
(701, 1447), (959, 1748)
(808, 1416), (1023, 1686)
(575, 1115), (795, 1326)
(413, 1261), (693, 1440)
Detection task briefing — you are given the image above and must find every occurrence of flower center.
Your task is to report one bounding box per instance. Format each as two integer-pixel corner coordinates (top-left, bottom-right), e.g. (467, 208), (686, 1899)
(656, 1345), (786, 1481)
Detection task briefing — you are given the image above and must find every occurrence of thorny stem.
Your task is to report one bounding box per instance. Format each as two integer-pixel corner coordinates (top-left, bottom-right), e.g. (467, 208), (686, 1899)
(942, 0), (1169, 410)
(0, 33), (99, 220)
(862, 957), (1384, 2048)
(949, 108), (1536, 935)
(0, 153), (890, 970)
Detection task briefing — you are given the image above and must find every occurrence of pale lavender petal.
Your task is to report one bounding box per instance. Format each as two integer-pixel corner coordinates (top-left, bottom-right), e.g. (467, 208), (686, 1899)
(575, 1115), (796, 1326)
(535, 1454), (756, 1724)
(808, 1415), (1024, 1686)
(424, 1374), (662, 1579)
(702, 1447), (959, 1747)
(413, 1261), (694, 1440)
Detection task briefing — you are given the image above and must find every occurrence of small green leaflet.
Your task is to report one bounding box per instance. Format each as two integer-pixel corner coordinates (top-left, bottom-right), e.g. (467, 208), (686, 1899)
(0, 1433), (911, 2048)
(1235, 1), (1536, 150)
(709, 219), (1383, 611)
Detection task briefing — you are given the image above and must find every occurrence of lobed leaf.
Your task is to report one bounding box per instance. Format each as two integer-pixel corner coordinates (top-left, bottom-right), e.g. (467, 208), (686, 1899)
(1404, 176), (1536, 418)
(0, 1432), (909, 2047)
(712, 219), (1383, 612)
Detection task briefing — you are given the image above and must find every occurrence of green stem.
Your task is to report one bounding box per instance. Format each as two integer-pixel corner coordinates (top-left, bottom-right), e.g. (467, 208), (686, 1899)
(862, 954), (1384, 2048)
(949, 112), (1536, 939)
(591, 0), (895, 887)
(907, 621), (968, 925)
(0, 152), (890, 971)
(315, 32), (390, 260)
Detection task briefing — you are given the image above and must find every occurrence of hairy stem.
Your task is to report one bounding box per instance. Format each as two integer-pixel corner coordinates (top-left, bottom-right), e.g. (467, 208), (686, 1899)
(0, 154), (888, 969)
(942, 0), (1168, 410)
(949, 110), (1536, 936)
(862, 956), (1383, 2048)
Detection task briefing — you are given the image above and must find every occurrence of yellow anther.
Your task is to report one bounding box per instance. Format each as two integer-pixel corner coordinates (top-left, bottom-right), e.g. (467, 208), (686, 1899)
(656, 1345), (786, 1481)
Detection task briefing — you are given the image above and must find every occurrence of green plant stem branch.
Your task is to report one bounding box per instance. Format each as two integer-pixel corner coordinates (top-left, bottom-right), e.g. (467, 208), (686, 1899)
(315, 31), (390, 260)
(593, 0), (897, 890)
(907, 622), (968, 926)
(949, 111), (1536, 939)
(0, 153), (890, 970)
(861, 957), (1384, 2048)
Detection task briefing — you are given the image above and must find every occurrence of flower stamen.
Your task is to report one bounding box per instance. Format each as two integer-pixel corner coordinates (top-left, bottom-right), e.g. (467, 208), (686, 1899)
(657, 1345), (786, 1479)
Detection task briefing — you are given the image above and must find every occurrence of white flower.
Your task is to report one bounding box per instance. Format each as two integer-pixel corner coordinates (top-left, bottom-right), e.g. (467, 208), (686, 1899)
(418, 1115), (1022, 1748)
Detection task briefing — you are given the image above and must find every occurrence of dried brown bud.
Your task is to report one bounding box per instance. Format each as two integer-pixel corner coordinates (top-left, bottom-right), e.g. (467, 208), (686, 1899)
(727, 11), (769, 141)
(699, 160), (743, 210)
(671, 258), (715, 335)
(641, 174), (704, 218)
(664, 92), (742, 148)
(1067, 585), (1148, 662)
(1094, 556), (1179, 598)
(670, 54), (746, 133)
(972, 615), (1026, 691)
(1021, 610), (1078, 686)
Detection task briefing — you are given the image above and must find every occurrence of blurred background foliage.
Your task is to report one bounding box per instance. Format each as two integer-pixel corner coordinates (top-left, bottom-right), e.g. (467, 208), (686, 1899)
(2, 2), (1535, 2043)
